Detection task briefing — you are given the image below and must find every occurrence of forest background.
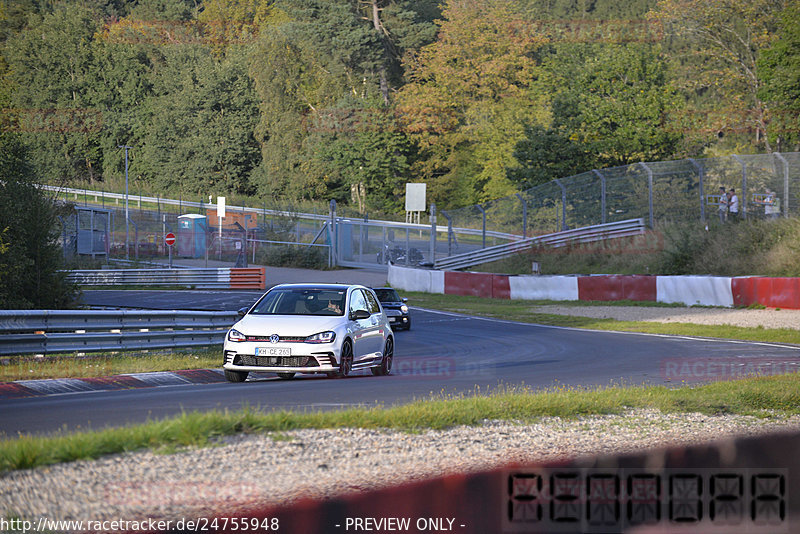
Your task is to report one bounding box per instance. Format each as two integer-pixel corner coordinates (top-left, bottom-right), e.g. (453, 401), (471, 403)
(1, 0), (799, 216)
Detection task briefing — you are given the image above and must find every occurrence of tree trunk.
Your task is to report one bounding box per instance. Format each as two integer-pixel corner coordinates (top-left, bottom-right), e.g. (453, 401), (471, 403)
(370, 0), (390, 105)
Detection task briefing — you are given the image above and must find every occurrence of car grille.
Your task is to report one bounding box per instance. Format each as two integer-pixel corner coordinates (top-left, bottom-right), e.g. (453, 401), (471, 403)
(245, 335), (306, 343)
(235, 355), (318, 367)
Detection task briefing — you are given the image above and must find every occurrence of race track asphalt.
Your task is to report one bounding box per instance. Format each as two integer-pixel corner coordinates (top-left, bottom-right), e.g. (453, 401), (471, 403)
(3, 296), (800, 436)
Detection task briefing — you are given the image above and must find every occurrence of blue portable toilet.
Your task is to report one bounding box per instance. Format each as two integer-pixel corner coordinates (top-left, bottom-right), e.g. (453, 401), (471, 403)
(177, 214), (207, 258)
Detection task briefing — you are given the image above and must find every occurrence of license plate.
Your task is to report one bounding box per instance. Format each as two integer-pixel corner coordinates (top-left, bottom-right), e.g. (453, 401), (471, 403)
(256, 347), (291, 357)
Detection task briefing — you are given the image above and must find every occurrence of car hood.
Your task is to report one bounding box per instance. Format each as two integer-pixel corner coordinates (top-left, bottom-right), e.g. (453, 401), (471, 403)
(233, 314), (344, 336)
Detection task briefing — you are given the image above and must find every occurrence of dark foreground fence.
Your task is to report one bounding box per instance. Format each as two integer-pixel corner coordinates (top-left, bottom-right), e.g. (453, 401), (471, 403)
(204, 429), (798, 534)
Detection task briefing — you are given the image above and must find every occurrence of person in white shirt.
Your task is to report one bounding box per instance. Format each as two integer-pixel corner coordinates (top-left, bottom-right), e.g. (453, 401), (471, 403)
(718, 186), (728, 223)
(728, 188), (739, 221)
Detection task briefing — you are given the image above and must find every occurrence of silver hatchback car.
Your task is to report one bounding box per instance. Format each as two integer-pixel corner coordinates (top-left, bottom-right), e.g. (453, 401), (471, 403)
(223, 283), (394, 381)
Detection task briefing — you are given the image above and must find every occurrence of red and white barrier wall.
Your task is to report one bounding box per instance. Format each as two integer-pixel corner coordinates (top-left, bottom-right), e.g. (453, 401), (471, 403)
(657, 275), (733, 307)
(389, 265), (800, 309)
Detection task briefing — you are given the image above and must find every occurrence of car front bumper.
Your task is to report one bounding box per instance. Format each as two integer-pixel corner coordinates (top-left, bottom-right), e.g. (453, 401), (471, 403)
(223, 344), (339, 374)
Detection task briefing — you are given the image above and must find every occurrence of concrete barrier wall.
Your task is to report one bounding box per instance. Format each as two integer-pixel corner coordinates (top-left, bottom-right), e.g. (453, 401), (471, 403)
(389, 265), (800, 309)
(657, 275), (734, 307)
(389, 264), (445, 294)
(733, 276), (800, 309)
(578, 275), (657, 302)
(509, 275), (579, 301)
(444, 272), (494, 298)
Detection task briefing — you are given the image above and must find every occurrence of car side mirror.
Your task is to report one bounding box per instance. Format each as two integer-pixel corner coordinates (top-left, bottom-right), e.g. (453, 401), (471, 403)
(350, 309), (370, 320)
(237, 306), (249, 318)
(402, 297), (408, 303)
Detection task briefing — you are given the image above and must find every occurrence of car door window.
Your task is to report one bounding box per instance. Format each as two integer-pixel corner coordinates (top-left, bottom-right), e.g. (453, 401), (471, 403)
(364, 290), (381, 315)
(349, 290), (368, 316)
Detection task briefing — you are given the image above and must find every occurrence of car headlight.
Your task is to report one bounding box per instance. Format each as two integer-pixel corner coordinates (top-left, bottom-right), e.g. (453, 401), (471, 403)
(227, 329), (245, 342)
(305, 331), (336, 344)
(400, 305), (409, 313)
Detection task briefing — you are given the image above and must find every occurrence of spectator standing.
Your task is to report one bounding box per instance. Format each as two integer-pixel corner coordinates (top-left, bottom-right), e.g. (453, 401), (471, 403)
(718, 186), (728, 223)
(729, 188), (739, 221)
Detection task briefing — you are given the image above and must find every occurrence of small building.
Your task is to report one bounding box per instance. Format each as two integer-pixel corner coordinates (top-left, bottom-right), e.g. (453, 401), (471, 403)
(177, 214), (207, 258)
(76, 207), (110, 258)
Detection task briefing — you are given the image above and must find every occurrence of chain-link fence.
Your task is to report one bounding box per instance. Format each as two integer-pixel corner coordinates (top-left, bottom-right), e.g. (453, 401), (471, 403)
(55, 192), (331, 269)
(52, 152), (800, 269)
(443, 152), (800, 237)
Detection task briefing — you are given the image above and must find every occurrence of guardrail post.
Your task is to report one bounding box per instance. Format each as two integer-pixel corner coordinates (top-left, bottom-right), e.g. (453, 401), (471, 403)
(429, 203), (436, 263)
(774, 152), (789, 217)
(592, 170), (606, 224)
(515, 193), (527, 239)
(731, 155), (748, 220)
(405, 227), (411, 266)
(554, 178), (568, 231)
(242, 214), (250, 268)
(58, 216), (67, 263)
(329, 200), (337, 267)
(688, 158), (705, 223)
(638, 162), (654, 228)
(128, 218), (139, 260)
(440, 210), (454, 256)
(477, 205), (486, 249)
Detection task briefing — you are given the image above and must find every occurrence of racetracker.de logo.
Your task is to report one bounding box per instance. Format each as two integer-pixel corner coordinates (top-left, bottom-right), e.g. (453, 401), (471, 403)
(661, 358), (800, 382)
(393, 356), (494, 380)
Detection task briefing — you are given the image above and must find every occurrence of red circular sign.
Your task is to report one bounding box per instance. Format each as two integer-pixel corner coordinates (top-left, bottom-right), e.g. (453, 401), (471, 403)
(165, 232), (176, 246)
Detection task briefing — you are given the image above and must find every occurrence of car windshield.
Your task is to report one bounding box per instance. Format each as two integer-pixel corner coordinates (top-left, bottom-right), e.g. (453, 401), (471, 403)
(249, 288), (346, 316)
(373, 288), (400, 303)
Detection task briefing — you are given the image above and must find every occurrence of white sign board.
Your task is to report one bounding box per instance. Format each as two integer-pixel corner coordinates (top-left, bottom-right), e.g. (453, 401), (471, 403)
(405, 183), (426, 212)
(217, 196), (226, 219)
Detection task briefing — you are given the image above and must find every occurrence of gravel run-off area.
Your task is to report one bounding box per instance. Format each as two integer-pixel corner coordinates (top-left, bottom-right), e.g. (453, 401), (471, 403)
(529, 304), (800, 330)
(2, 410), (800, 525)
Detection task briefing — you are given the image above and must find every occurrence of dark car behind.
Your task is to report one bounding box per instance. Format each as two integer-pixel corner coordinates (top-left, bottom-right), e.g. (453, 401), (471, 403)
(371, 287), (410, 330)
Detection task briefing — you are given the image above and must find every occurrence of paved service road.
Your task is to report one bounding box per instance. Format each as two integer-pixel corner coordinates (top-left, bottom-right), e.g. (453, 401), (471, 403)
(2, 306), (799, 436)
(80, 289), (266, 311)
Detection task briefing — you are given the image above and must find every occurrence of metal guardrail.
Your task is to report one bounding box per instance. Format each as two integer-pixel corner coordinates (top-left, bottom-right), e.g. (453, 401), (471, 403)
(433, 219), (646, 271)
(63, 267), (266, 289)
(65, 268), (231, 288)
(0, 310), (237, 355)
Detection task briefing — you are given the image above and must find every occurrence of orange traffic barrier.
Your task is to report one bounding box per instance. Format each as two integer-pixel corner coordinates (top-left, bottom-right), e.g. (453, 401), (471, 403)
(230, 267), (266, 290)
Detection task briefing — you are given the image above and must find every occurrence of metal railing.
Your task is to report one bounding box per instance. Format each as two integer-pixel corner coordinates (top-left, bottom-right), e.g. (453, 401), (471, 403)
(0, 310), (237, 355)
(63, 267), (266, 289)
(433, 219), (646, 271)
(65, 268), (233, 289)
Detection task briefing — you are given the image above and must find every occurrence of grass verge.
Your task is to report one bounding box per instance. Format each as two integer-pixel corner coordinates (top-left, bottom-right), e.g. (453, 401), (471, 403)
(0, 347), (221, 382)
(2, 373), (799, 472)
(405, 292), (800, 344)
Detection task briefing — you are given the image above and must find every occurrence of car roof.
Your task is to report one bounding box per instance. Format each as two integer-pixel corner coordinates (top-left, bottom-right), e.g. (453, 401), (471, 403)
(270, 283), (364, 291)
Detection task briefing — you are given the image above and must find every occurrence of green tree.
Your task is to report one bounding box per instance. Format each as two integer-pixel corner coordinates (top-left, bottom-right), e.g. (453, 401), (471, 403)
(547, 44), (681, 166)
(507, 124), (596, 190)
(758, 0), (800, 151)
(135, 45), (261, 196)
(4, 3), (103, 183)
(649, 0), (786, 151)
(305, 97), (411, 213)
(397, 0), (549, 207)
(0, 133), (77, 309)
(249, 0), (432, 207)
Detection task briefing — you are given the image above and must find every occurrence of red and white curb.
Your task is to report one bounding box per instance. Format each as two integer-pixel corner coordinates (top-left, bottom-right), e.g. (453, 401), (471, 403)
(0, 369), (251, 400)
